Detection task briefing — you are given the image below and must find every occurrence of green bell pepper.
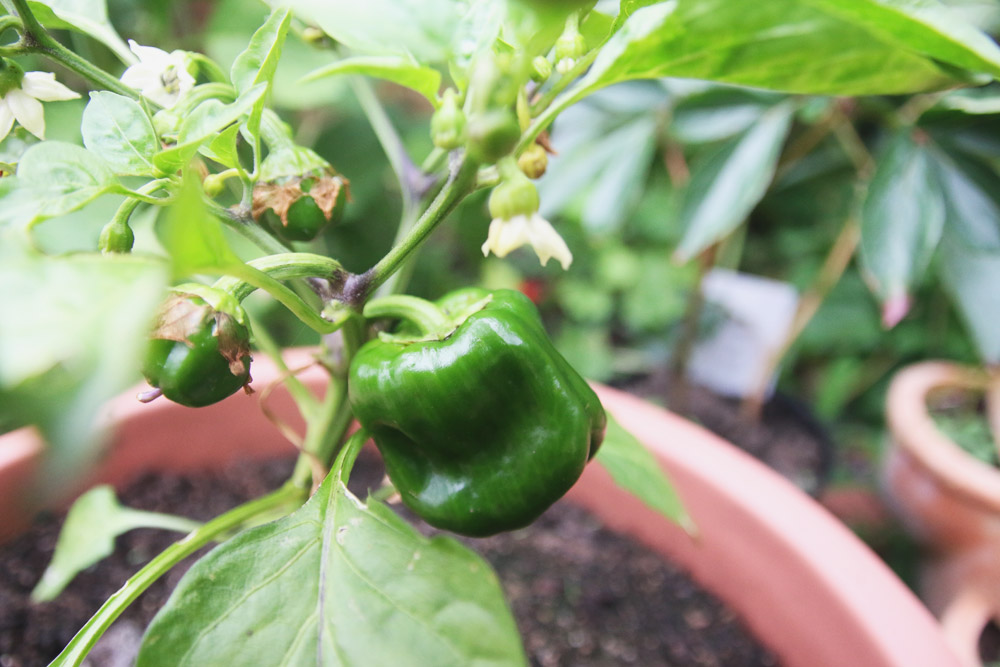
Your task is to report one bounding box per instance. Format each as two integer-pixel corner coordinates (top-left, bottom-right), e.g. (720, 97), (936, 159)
(348, 288), (606, 537)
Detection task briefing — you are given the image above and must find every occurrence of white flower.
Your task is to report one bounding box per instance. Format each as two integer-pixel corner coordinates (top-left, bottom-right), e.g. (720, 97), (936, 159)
(0, 72), (79, 143)
(481, 212), (573, 270)
(120, 40), (195, 108)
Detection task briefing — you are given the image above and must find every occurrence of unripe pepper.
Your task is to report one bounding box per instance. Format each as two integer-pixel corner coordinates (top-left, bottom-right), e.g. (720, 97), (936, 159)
(142, 287), (252, 407)
(349, 288), (606, 536)
(252, 173), (349, 242)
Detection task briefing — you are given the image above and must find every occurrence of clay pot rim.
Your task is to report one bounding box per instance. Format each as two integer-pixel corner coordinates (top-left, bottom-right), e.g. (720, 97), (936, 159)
(886, 360), (1000, 513)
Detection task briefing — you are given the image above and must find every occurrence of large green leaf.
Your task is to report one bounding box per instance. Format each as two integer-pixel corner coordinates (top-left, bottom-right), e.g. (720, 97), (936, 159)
(4, 141), (119, 227)
(674, 103), (794, 261)
(579, 0), (1000, 97)
(938, 229), (1000, 364)
(27, 0), (133, 63)
(859, 131), (946, 306)
(81, 92), (160, 177)
(933, 149), (1000, 249)
(137, 443), (526, 666)
(281, 0), (461, 63)
(302, 56), (442, 106)
(595, 414), (693, 532)
(32, 486), (200, 602)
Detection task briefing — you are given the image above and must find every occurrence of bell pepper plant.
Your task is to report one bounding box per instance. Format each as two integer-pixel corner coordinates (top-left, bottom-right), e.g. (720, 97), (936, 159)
(0, 0), (998, 664)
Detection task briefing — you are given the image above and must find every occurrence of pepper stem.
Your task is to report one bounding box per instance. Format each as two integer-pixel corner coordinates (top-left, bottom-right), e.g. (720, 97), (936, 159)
(363, 295), (454, 341)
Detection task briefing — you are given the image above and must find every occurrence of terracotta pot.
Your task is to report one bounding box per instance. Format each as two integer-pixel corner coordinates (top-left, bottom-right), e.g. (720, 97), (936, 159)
(883, 361), (1000, 667)
(1, 350), (957, 666)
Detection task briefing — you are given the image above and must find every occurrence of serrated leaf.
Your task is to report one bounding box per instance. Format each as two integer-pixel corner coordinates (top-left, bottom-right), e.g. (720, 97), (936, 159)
(153, 84), (266, 173)
(27, 0), (133, 63)
(595, 414), (693, 532)
(31, 486), (199, 602)
(859, 131), (946, 305)
(674, 103), (794, 261)
(81, 92), (160, 176)
(9, 141), (119, 226)
(136, 444), (526, 666)
(938, 229), (1000, 364)
(157, 171), (240, 278)
(302, 56), (442, 106)
(579, 0), (1000, 98)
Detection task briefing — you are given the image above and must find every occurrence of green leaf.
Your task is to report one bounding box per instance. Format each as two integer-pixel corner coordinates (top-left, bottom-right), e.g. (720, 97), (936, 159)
(157, 171), (240, 278)
(81, 92), (160, 177)
(201, 124), (242, 169)
(938, 228), (1000, 364)
(674, 103), (794, 261)
(28, 0), (133, 63)
(137, 456), (526, 665)
(859, 131), (946, 305)
(31, 486), (200, 602)
(302, 56), (442, 106)
(230, 8), (291, 142)
(933, 149), (1000, 249)
(281, 0), (461, 63)
(153, 84), (266, 174)
(579, 0), (1000, 97)
(7, 141), (119, 227)
(595, 414), (694, 533)
(0, 251), (166, 481)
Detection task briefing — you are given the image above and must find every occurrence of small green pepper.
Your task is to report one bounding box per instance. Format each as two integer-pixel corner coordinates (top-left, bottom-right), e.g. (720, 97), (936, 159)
(142, 289), (252, 408)
(253, 174), (348, 242)
(349, 288), (606, 536)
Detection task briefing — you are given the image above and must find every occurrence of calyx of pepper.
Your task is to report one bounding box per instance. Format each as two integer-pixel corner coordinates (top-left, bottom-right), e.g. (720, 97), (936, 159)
(252, 173), (349, 228)
(150, 293), (250, 377)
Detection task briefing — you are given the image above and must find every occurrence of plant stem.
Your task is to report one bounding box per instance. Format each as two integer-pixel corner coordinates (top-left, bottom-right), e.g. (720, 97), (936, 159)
(9, 0), (138, 99)
(741, 210), (862, 419)
(223, 261), (346, 334)
(364, 294), (451, 336)
(213, 252), (344, 302)
(211, 201), (292, 255)
(363, 156), (478, 299)
(118, 509), (203, 534)
(668, 246), (715, 412)
(49, 483), (306, 667)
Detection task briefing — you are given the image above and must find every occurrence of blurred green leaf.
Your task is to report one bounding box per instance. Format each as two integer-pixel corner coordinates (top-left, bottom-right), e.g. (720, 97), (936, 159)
(674, 103), (794, 261)
(859, 131), (946, 305)
(0, 251), (165, 481)
(622, 253), (693, 332)
(81, 92), (160, 177)
(32, 486), (200, 602)
(281, 0), (461, 63)
(579, 0), (1000, 97)
(555, 326), (616, 382)
(557, 279), (614, 323)
(934, 149), (1000, 249)
(302, 56), (442, 106)
(137, 454), (526, 666)
(669, 86), (778, 145)
(595, 414), (694, 532)
(938, 229), (1000, 364)
(28, 0), (133, 63)
(157, 171), (240, 278)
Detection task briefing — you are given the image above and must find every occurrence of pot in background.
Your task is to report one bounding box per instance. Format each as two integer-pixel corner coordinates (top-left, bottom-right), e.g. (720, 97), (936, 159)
(1, 350), (958, 666)
(883, 361), (1000, 667)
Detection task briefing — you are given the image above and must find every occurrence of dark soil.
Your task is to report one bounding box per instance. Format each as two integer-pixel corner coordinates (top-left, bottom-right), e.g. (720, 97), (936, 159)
(0, 451), (778, 667)
(621, 372), (833, 496)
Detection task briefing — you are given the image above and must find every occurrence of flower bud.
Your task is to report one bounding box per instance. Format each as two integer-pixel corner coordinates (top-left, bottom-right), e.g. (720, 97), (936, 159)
(555, 15), (586, 75)
(0, 58), (25, 97)
(489, 167), (540, 221)
(531, 56), (552, 84)
(430, 89), (466, 150)
(99, 220), (134, 254)
(466, 109), (520, 164)
(518, 143), (548, 179)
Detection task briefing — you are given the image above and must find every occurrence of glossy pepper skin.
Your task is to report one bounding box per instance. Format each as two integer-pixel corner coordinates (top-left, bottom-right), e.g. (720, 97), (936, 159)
(349, 288), (606, 537)
(142, 293), (252, 408)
